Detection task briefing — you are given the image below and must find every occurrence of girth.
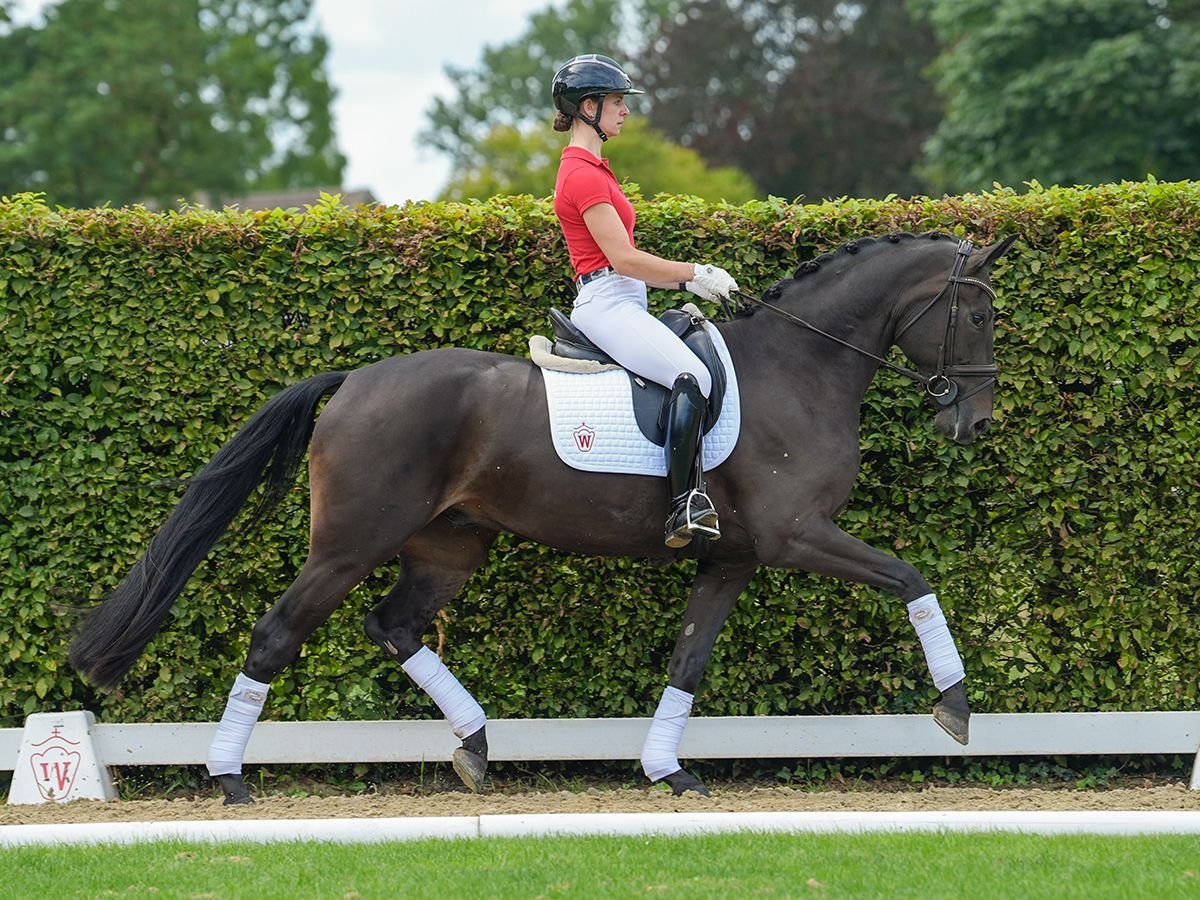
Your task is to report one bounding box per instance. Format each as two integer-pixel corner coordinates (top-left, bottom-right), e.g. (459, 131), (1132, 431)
(547, 307), (727, 447)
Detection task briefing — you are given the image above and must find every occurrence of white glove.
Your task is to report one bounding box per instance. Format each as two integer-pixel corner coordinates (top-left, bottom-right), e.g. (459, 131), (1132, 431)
(685, 263), (738, 300)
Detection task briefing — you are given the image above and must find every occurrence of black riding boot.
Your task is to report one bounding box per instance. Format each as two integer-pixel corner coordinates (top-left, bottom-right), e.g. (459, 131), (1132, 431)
(664, 373), (720, 548)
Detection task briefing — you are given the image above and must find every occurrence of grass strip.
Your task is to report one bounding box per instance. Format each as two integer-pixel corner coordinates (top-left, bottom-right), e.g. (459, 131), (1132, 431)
(4, 832), (1200, 898)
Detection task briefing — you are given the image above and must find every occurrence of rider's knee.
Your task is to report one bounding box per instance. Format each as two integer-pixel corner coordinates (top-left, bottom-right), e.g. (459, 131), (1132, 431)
(672, 369), (710, 400)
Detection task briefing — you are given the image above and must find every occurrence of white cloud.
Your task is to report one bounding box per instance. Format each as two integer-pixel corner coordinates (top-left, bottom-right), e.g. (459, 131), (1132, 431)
(314, 0), (553, 204)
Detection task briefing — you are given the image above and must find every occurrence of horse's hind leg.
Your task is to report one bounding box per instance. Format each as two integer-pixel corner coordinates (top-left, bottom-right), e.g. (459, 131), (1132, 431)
(206, 548), (392, 804)
(363, 516), (498, 792)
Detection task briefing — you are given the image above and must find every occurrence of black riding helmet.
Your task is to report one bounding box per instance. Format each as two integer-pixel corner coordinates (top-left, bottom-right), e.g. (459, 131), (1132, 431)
(552, 54), (643, 142)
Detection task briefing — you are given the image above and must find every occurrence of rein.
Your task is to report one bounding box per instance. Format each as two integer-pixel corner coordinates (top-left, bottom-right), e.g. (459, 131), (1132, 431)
(726, 239), (998, 408)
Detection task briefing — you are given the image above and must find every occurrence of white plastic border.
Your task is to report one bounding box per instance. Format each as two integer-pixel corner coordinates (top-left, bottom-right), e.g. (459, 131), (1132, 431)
(5, 811), (1200, 846)
(5, 712), (1200, 805)
(5, 713), (1200, 766)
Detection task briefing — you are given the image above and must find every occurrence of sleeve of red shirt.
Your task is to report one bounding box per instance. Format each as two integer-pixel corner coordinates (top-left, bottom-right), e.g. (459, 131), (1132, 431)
(560, 165), (613, 216)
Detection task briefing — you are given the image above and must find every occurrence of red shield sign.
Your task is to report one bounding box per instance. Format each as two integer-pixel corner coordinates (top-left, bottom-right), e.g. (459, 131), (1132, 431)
(28, 730), (83, 801)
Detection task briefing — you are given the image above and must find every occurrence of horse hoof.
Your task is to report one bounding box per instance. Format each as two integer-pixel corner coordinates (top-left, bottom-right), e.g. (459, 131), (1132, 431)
(932, 680), (971, 746)
(215, 773), (253, 805)
(452, 748), (488, 793)
(659, 769), (711, 797)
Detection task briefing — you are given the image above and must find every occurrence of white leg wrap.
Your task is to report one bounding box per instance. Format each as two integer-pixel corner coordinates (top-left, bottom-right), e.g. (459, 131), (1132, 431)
(206, 672), (270, 776)
(907, 593), (965, 692)
(640, 685), (694, 782)
(401, 646), (486, 739)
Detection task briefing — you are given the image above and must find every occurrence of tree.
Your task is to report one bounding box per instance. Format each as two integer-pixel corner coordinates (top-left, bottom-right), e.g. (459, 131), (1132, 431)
(0, 0), (344, 208)
(440, 118), (757, 202)
(914, 0), (1200, 192)
(639, 1), (943, 200)
(422, 0), (942, 201)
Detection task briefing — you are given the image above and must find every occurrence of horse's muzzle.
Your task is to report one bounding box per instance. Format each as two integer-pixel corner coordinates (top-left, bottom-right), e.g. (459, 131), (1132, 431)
(935, 404), (992, 445)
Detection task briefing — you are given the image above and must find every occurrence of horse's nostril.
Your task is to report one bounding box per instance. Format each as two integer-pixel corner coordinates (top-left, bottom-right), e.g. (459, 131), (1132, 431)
(974, 418), (992, 435)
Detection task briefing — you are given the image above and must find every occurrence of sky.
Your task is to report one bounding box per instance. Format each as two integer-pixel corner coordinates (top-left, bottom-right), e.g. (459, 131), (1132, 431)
(11, 0), (555, 206)
(311, 0), (552, 204)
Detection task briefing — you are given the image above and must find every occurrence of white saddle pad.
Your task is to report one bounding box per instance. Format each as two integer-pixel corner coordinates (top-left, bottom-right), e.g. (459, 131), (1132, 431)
(538, 323), (741, 476)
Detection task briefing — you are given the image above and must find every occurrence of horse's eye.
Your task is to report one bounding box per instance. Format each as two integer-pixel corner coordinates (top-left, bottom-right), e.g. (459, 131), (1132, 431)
(971, 311), (989, 327)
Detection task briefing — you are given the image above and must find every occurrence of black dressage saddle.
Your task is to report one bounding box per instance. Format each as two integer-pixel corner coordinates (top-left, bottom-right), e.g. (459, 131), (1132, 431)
(546, 307), (728, 447)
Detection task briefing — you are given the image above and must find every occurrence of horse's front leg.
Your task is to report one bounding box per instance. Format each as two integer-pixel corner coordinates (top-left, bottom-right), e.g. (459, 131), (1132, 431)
(756, 516), (970, 744)
(643, 557), (758, 796)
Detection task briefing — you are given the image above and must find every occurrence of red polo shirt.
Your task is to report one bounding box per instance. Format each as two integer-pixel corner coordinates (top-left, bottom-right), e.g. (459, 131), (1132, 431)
(553, 146), (636, 277)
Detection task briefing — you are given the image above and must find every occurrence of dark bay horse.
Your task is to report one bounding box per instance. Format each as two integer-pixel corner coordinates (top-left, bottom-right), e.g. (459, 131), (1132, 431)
(69, 231), (1017, 801)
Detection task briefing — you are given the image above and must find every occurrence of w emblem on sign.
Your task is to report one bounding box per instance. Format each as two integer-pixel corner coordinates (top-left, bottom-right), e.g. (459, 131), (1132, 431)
(573, 423), (596, 453)
(28, 728), (82, 801)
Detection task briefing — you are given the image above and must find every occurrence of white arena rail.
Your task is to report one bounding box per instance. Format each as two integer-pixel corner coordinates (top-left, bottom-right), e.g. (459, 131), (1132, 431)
(4, 711), (1200, 803)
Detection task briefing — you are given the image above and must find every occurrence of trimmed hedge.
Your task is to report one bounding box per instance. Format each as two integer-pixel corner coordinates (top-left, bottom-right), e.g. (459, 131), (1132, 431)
(1, 183), (1197, 730)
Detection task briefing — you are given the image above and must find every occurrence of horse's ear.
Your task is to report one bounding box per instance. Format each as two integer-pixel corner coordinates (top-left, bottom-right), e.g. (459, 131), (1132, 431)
(969, 234), (1019, 273)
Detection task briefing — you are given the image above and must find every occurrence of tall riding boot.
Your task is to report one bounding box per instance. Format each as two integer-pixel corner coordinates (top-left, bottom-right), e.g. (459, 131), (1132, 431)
(664, 373), (720, 549)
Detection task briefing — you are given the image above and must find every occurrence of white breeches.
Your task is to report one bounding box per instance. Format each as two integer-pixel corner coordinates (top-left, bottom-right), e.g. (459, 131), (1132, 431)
(572, 274), (712, 398)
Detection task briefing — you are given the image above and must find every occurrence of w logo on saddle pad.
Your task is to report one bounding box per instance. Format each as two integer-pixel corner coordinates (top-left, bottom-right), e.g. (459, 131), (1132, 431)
(573, 423), (596, 452)
(530, 308), (741, 476)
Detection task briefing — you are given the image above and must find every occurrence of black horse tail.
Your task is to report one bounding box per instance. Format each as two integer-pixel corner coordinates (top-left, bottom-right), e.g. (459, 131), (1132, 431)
(68, 371), (349, 688)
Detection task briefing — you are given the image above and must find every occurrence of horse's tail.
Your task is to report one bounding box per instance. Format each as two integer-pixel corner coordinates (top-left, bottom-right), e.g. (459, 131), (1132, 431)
(68, 371), (349, 688)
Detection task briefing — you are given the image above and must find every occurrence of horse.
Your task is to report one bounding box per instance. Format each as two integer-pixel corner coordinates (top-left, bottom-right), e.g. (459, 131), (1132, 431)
(68, 230), (1017, 802)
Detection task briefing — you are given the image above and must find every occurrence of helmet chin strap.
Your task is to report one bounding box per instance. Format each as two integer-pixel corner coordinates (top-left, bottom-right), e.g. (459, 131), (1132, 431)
(577, 96), (608, 142)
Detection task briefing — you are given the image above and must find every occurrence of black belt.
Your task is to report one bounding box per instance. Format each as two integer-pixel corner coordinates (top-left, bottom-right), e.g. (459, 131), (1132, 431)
(575, 266), (614, 288)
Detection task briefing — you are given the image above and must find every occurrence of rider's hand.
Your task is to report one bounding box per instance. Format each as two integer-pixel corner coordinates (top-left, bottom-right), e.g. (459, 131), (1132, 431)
(683, 279), (717, 301)
(686, 263), (739, 300)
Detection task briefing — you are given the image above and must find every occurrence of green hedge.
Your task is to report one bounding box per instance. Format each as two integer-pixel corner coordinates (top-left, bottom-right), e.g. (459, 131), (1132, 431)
(2, 183), (1198, 729)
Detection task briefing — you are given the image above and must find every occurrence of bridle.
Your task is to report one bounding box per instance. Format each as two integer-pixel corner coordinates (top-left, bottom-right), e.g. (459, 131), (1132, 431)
(726, 239), (997, 408)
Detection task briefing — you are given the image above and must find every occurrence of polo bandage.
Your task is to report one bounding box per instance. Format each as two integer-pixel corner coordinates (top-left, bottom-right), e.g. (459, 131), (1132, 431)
(206, 672), (271, 776)
(640, 685), (694, 782)
(401, 646), (486, 739)
(907, 593), (965, 692)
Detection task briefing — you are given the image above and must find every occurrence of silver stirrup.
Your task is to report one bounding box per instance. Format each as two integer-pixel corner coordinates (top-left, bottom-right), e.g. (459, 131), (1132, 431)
(679, 488), (720, 539)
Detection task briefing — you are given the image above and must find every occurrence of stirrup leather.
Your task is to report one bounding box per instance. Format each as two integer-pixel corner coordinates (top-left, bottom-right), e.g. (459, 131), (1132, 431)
(665, 488), (721, 548)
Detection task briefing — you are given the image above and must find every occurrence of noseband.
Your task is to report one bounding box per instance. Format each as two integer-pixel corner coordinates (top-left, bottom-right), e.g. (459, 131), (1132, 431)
(728, 239), (997, 408)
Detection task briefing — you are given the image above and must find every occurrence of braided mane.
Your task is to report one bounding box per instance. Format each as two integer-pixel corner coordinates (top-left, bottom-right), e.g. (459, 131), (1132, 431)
(748, 230), (954, 312)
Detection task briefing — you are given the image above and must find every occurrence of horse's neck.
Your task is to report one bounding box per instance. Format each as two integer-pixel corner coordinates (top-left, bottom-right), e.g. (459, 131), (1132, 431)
(719, 311), (883, 412)
(801, 268), (902, 355)
(722, 278), (897, 400)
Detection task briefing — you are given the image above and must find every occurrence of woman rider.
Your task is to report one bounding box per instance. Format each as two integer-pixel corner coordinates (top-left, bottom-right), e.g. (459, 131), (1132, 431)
(551, 54), (740, 549)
